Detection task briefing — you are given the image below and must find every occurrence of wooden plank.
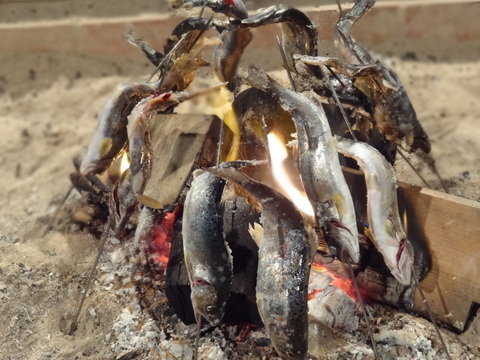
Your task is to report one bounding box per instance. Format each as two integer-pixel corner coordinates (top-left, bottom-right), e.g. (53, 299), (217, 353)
(341, 167), (480, 331)
(142, 114), (232, 209)
(398, 182), (480, 331)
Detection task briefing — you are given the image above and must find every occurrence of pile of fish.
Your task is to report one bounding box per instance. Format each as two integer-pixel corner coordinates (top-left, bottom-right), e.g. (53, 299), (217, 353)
(75, 0), (434, 358)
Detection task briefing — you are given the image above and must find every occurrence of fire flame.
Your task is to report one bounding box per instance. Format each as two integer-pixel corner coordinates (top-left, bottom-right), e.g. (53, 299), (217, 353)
(267, 133), (314, 216)
(120, 151), (130, 174)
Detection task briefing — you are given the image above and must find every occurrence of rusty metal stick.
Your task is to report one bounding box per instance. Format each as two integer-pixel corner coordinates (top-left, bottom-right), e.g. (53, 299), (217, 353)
(397, 149), (431, 189)
(414, 278), (452, 360)
(69, 219), (110, 334)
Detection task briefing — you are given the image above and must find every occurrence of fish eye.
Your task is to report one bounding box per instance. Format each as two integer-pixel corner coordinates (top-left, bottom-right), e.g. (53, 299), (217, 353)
(205, 305), (218, 315)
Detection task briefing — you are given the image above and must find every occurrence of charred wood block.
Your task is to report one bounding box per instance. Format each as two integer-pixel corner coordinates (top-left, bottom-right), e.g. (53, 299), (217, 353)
(222, 194), (262, 327)
(165, 209), (196, 325)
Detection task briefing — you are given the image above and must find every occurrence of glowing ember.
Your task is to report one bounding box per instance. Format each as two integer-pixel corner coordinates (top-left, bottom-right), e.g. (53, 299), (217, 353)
(307, 289), (323, 301)
(267, 133), (314, 216)
(312, 262), (358, 301)
(148, 208), (179, 271)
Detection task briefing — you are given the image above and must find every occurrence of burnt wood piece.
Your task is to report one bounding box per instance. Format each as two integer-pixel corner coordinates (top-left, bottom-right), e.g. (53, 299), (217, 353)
(221, 192), (263, 326)
(142, 114), (233, 210)
(165, 207), (196, 325)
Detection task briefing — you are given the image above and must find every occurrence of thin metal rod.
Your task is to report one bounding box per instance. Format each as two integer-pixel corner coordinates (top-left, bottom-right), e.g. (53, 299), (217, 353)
(321, 64), (357, 141)
(70, 219), (110, 334)
(414, 278), (452, 360)
(426, 157), (449, 193)
(325, 63), (346, 88)
(216, 116), (225, 168)
(193, 312), (202, 360)
(42, 183), (75, 238)
(276, 35), (297, 92)
(397, 149), (431, 189)
(347, 258), (380, 360)
(198, 0), (206, 18)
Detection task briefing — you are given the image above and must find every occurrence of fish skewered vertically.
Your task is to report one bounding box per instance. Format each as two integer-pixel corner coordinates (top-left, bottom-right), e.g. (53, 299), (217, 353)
(182, 170), (232, 326)
(208, 162), (314, 360)
(337, 138), (414, 285)
(245, 68), (360, 265)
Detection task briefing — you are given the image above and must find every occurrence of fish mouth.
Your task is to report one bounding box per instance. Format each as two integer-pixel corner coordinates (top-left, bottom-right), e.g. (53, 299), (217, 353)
(191, 280), (225, 326)
(393, 238), (414, 286)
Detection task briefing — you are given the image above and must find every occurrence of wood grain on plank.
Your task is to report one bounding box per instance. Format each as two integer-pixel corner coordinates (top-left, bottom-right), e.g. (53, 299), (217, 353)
(399, 182), (480, 331)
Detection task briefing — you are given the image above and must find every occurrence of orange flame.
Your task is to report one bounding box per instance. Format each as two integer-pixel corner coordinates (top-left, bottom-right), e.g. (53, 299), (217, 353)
(120, 151), (130, 174)
(267, 133), (314, 216)
(311, 262), (358, 301)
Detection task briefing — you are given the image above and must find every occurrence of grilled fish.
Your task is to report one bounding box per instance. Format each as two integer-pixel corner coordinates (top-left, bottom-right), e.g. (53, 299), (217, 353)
(208, 163), (313, 360)
(337, 138), (414, 285)
(182, 170), (232, 326)
(245, 68), (360, 264)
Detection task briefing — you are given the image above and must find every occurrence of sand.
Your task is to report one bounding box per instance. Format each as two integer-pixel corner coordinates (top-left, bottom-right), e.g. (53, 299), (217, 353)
(1, 8), (479, 360)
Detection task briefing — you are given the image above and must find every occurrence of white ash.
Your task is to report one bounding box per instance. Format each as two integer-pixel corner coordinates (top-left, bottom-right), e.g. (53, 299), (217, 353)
(111, 299), (165, 354)
(328, 343), (374, 360)
(308, 269), (359, 333)
(328, 307), (475, 360)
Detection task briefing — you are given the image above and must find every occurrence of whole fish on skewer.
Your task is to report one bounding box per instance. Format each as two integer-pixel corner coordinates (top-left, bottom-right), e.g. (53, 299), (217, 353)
(239, 6), (318, 73)
(245, 68), (360, 264)
(182, 170), (232, 326)
(126, 84), (225, 199)
(80, 83), (155, 176)
(208, 162), (314, 360)
(337, 138), (414, 285)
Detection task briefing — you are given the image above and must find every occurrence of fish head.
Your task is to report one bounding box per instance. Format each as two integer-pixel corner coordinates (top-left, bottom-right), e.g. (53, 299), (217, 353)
(190, 279), (226, 326)
(324, 220), (360, 264)
(375, 219), (414, 286)
(390, 237), (414, 286)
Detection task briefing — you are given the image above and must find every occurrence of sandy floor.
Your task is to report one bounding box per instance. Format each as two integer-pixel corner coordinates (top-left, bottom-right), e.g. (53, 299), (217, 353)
(0, 13), (479, 360)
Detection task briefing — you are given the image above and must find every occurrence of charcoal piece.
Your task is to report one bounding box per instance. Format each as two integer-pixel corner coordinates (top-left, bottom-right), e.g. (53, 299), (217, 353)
(222, 194), (263, 327)
(165, 209), (196, 325)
